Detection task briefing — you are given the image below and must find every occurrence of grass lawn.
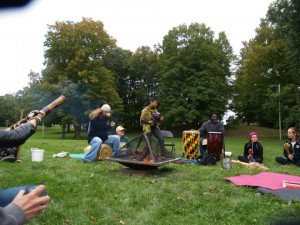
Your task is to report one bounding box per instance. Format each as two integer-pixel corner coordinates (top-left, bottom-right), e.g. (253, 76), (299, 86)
(1, 124), (300, 225)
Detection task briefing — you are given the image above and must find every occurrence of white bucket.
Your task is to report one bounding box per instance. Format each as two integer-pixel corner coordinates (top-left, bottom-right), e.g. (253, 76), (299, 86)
(31, 148), (44, 162)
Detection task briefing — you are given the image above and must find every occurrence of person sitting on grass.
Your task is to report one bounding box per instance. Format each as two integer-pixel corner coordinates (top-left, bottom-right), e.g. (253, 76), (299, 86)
(275, 127), (300, 167)
(116, 126), (129, 148)
(237, 132), (263, 163)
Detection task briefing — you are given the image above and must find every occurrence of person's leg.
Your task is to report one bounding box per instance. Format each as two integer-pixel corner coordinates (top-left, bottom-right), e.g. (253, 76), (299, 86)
(83, 137), (102, 162)
(275, 156), (292, 165)
(0, 185), (37, 207)
(138, 133), (151, 161)
(152, 127), (167, 157)
(238, 156), (249, 163)
(104, 135), (120, 153)
(200, 138), (207, 156)
(294, 160), (300, 167)
(254, 156), (263, 163)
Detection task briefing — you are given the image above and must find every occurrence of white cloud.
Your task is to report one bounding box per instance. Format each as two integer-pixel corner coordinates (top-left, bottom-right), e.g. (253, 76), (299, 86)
(0, 0), (274, 95)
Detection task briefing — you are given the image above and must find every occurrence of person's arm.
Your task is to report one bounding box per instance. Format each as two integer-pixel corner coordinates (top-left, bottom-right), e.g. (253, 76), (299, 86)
(217, 122), (225, 135)
(198, 123), (207, 136)
(0, 120), (37, 148)
(258, 143), (263, 161)
(283, 141), (290, 159)
(0, 185), (50, 225)
(243, 143), (248, 157)
(140, 108), (153, 125)
(0, 203), (27, 225)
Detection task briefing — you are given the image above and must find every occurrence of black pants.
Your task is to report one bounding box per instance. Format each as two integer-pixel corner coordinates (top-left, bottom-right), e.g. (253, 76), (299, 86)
(238, 155), (263, 163)
(146, 126), (167, 157)
(275, 156), (300, 167)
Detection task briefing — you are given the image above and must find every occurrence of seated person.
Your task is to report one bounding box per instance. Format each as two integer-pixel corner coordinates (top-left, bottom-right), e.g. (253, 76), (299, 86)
(84, 104), (120, 163)
(237, 132), (263, 163)
(275, 127), (300, 167)
(198, 112), (225, 156)
(116, 126), (129, 148)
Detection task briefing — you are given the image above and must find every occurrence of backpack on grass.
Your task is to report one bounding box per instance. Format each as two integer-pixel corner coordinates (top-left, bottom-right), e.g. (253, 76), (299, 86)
(197, 153), (217, 166)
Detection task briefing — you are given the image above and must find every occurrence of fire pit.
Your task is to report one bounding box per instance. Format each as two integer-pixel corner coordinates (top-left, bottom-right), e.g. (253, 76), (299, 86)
(106, 135), (179, 170)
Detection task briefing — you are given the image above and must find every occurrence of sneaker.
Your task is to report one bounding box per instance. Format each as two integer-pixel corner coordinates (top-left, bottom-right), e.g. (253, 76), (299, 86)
(0, 154), (16, 163)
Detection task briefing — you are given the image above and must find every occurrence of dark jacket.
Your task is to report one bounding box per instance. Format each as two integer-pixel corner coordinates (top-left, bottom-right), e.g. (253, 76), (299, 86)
(283, 139), (300, 161)
(198, 120), (225, 139)
(0, 123), (36, 148)
(88, 115), (110, 144)
(244, 141), (264, 163)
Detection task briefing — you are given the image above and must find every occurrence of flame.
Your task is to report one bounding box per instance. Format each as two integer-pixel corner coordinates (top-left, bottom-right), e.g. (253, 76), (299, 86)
(143, 156), (154, 163)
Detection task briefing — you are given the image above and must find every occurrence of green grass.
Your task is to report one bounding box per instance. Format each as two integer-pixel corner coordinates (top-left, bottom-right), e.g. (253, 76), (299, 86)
(1, 125), (300, 225)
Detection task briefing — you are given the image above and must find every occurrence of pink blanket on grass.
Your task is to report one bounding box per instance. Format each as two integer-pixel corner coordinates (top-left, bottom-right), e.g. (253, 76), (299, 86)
(225, 172), (300, 190)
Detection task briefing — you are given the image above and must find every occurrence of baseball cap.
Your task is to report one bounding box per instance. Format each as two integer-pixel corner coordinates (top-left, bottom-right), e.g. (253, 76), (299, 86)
(116, 126), (126, 132)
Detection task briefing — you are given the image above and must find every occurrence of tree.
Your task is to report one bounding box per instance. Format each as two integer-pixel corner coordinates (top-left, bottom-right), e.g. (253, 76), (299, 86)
(0, 94), (18, 126)
(103, 47), (132, 128)
(157, 23), (234, 127)
(42, 18), (122, 139)
(232, 0), (300, 129)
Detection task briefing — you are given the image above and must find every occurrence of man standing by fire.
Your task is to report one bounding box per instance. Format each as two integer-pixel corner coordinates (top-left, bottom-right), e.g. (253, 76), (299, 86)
(139, 97), (169, 161)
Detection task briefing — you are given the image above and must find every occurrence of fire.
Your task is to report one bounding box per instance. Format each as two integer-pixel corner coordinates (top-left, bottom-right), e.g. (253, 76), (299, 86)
(143, 156), (154, 163)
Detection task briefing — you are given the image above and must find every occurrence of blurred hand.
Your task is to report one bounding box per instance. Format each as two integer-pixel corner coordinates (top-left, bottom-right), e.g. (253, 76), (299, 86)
(288, 154), (294, 161)
(26, 110), (40, 120)
(12, 185), (50, 221)
(105, 112), (111, 118)
(110, 121), (115, 127)
(284, 143), (291, 151)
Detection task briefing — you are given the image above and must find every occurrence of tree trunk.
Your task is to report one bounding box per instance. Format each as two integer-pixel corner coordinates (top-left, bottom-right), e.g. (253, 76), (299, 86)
(74, 124), (82, 140)
(61, 124), (66, 139)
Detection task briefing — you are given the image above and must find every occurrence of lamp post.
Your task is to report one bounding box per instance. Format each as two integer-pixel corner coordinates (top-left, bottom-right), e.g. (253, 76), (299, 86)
(271, 84), (281, 140)
(278, 84), (281, 141)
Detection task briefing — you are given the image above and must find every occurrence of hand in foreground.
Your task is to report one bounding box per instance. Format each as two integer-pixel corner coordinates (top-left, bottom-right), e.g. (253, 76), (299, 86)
(12, 185), (50, 221)
(110, 121), (116, 127)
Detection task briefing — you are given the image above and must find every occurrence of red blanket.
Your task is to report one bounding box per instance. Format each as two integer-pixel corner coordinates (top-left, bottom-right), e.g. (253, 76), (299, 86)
(225, 172), (300, 190)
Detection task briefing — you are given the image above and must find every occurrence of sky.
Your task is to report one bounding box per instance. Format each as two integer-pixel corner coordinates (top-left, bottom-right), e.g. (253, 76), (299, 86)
(0, 0), (275, 96)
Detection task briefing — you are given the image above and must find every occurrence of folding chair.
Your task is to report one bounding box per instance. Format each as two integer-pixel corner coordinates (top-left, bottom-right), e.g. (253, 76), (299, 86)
(160, 130), (176, 155)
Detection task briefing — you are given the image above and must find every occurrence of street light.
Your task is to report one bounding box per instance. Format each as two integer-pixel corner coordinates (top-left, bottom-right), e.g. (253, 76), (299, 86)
(278, 84), (281, 141)
(271, 84), (281, 140)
